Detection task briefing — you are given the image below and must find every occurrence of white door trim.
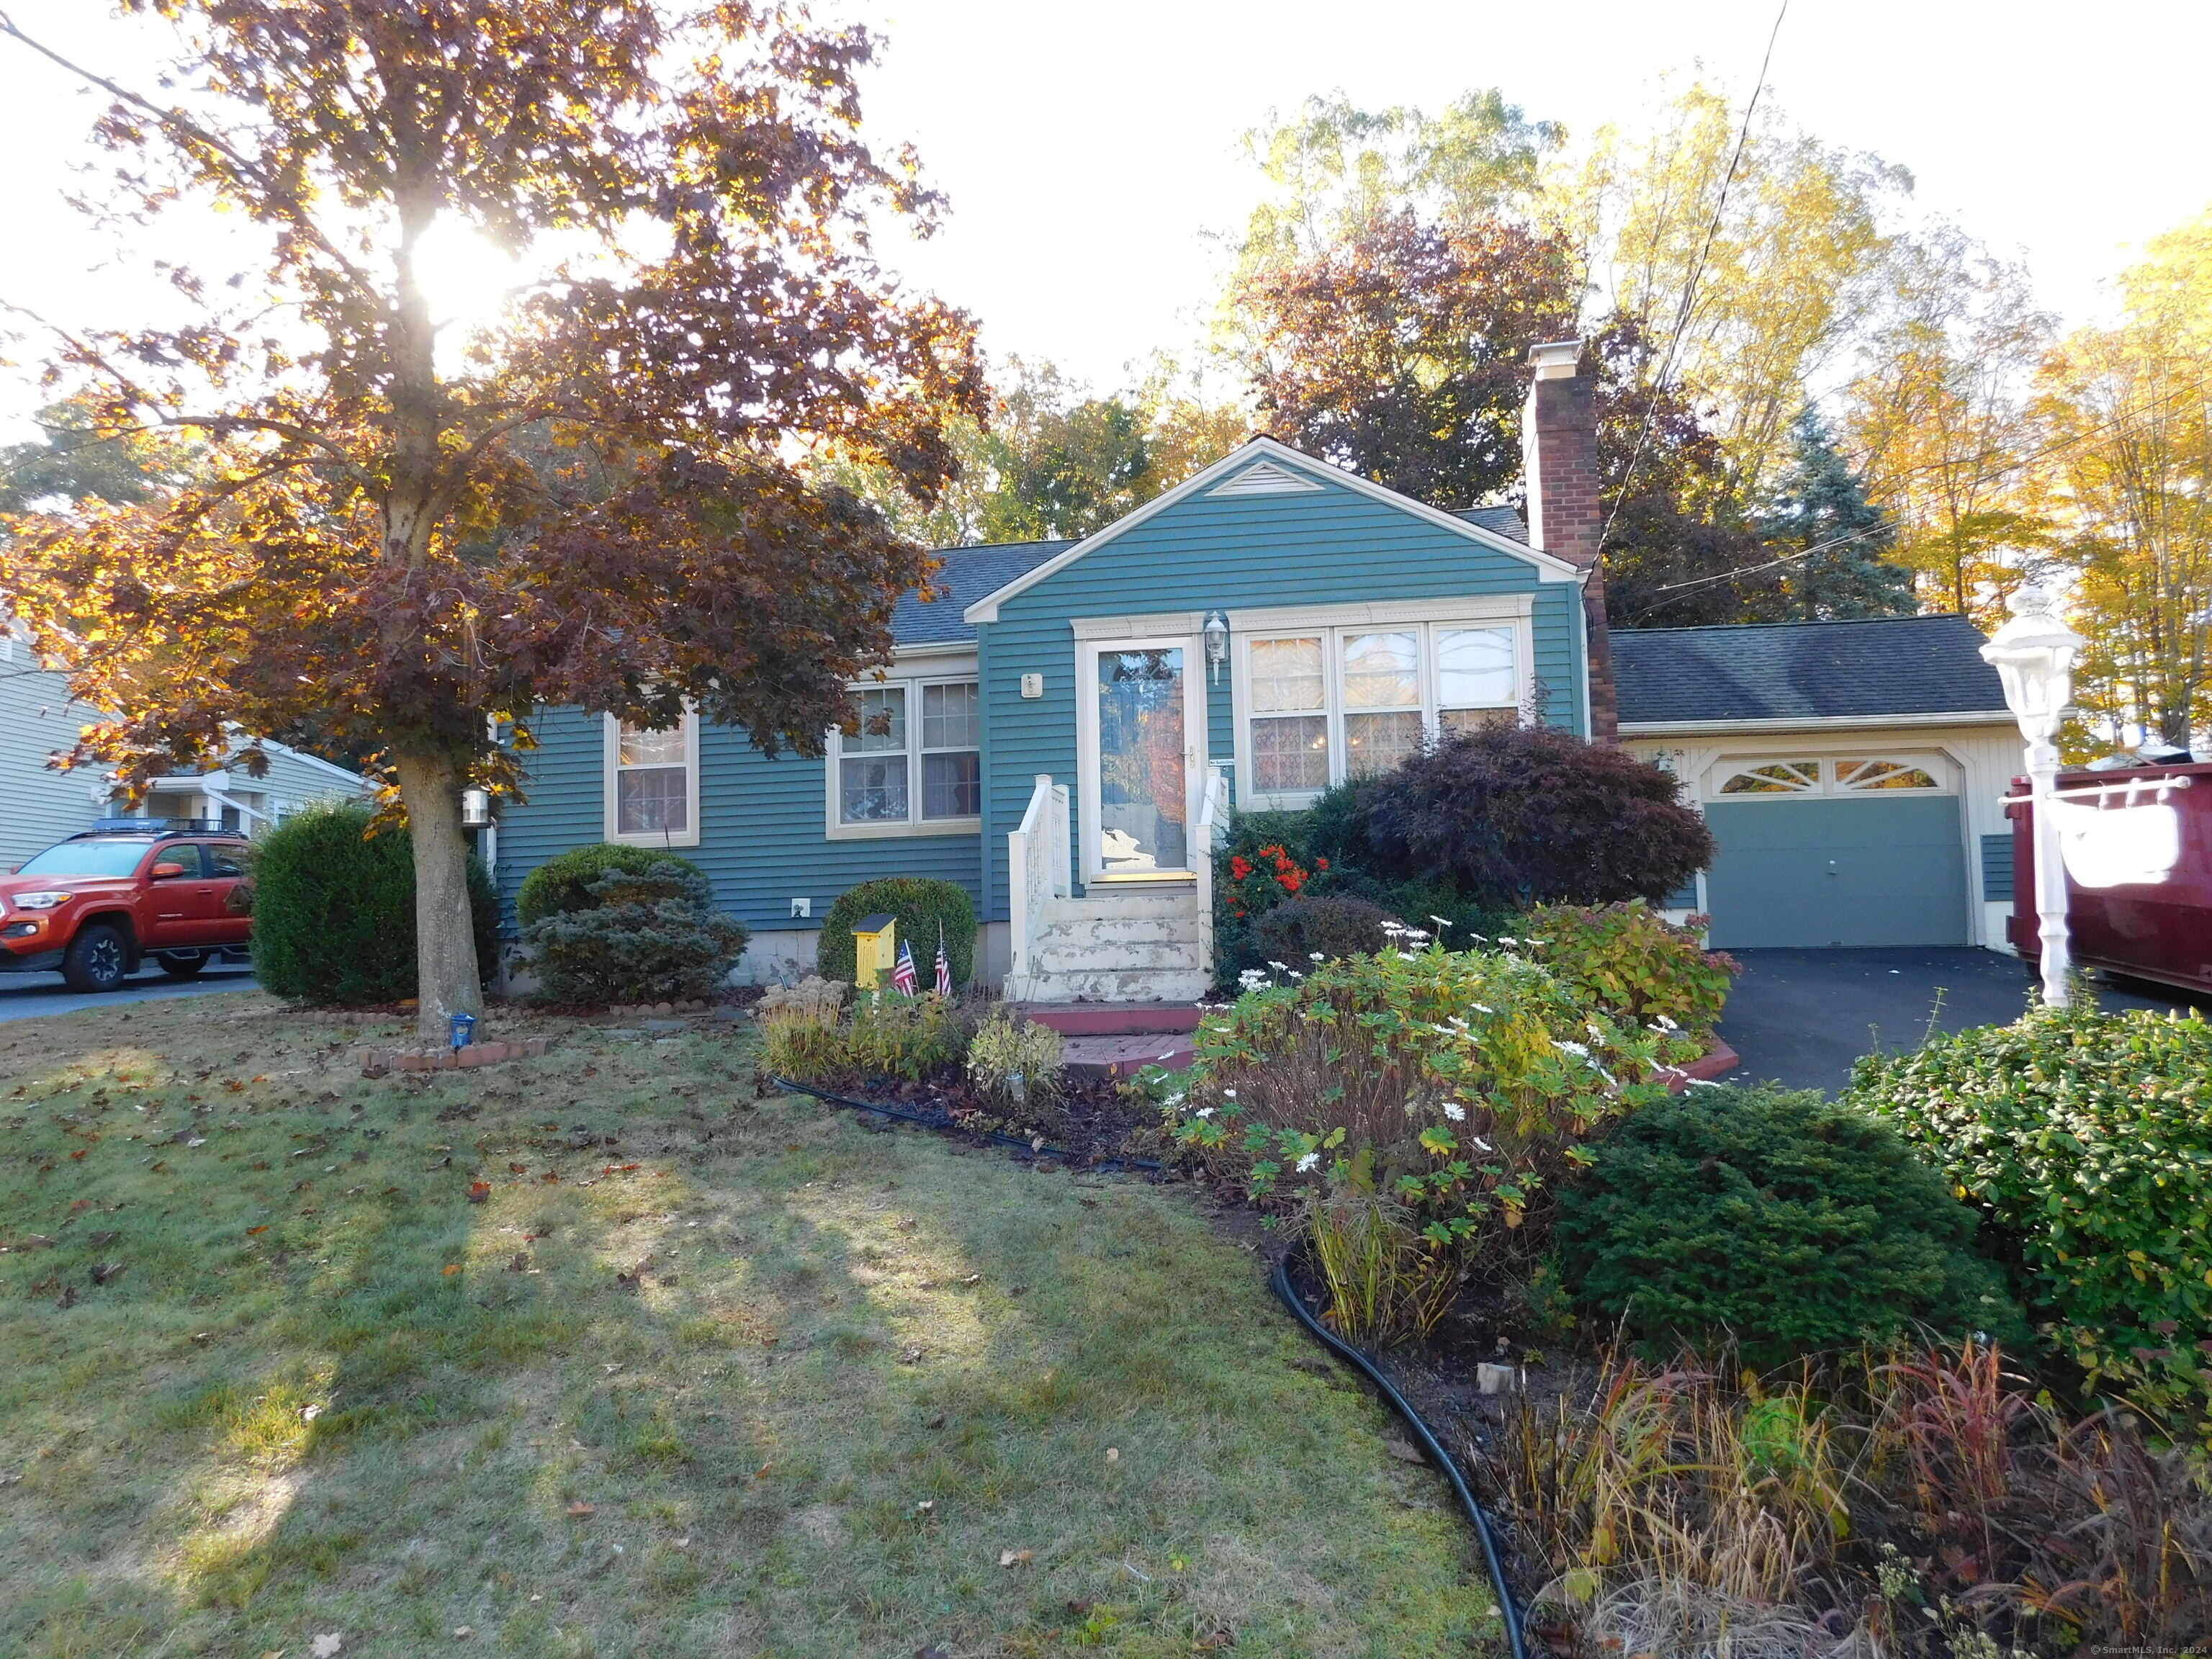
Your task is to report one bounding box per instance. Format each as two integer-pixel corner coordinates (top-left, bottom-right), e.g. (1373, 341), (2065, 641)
(1074, 634), (1205, 888)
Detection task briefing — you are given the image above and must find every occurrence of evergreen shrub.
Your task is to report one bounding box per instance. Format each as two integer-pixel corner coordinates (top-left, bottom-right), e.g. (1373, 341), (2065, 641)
(1555, 1087), (2029, 1366)
(516, 842), (695, 927)
(520, 860), (747, 1005)
(251, 801), (499, 1006)
(1847, 1002), (2212, 1424)
(817, 878), (976, 989)
(1250, 893), (1394, 964)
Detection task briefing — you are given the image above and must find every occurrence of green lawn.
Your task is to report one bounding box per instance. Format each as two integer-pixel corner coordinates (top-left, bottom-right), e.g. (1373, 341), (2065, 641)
(0, 992), (1498, 1657)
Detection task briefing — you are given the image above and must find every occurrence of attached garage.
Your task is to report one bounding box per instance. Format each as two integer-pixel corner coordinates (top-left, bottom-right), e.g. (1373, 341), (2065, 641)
(1702, 768), (1967, 948)
(1613, 616), (2026, 953)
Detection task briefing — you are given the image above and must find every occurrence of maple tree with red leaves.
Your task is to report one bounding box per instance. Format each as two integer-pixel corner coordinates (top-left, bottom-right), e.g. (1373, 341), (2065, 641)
(0, 1), (986, 1038)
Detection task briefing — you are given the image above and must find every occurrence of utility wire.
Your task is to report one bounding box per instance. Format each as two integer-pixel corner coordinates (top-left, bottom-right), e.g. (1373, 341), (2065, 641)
(1599, 0), (1789, 548)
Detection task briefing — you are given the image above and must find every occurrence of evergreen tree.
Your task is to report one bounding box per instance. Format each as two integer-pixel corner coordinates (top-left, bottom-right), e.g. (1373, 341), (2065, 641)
(1766, 407), (1917, 619)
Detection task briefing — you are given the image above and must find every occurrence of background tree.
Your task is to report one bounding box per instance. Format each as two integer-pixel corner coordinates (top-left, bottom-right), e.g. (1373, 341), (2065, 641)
(1845, 226), (2051, 619)
(1589, 314), (1775, 626)
(0, 395), (197, 513)
(2033, 214), (2212, 750)
(1760, 408), (1916, 620)
(1570, 82), (1910, 498)
(809, 354), (1245, 545)
(0, 2), (985, 1040)
(1226, 210), (1577, 504)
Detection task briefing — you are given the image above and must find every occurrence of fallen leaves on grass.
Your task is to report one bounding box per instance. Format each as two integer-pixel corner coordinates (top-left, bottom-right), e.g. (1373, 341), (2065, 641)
(1384, 1437), (1426, 1465)
(466, 1182), (490, 1204)
(89, 1260), (125, 1285)
(312, 1637), (343, 1658)
(999, 1548), (1032, 1568)
(566, 1501), (595, 1517)
(442, 1264), (462, 1277)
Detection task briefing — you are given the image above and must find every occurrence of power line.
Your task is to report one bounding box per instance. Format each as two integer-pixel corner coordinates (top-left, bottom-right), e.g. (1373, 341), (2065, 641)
(1599, 0), (1789, 547)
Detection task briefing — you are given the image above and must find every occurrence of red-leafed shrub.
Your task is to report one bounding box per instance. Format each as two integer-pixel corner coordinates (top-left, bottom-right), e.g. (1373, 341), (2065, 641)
(1354, 725), (1712, 910)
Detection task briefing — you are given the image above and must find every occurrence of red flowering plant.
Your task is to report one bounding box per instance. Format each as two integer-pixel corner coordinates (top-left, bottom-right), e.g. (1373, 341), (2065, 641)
(1221, 842), (1328, 922)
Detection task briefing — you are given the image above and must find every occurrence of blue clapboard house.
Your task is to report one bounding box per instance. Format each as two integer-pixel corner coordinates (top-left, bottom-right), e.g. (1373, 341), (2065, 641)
(495, 341), (2024, 998)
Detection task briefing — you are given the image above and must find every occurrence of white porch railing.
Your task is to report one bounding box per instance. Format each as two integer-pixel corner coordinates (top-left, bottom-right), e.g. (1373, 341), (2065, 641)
(1194, 763), (1229, 979)
(1006, 773), (1071, 991)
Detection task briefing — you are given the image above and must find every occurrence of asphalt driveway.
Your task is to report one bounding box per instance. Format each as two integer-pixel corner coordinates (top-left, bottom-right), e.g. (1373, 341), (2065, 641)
(1714, 948), (2209, 1094)
(0, 959), (260, 1023)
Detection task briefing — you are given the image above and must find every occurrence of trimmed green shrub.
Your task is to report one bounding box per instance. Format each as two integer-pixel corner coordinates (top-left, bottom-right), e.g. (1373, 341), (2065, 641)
(1556, 1087), (2030, 1366)
(1847, 1003), (2212, 1424)
(517, 842), (702, 927)
(251, 801), (498, 1006)
(520, 861), (747, 1005)
(817, 878), (976, 989)
(1518, 899), (1738, 1058)
(1251, 894), (1393, 964)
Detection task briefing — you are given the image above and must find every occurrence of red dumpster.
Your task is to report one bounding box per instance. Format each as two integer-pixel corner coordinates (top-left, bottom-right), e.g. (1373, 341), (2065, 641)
(2008, 758), (2212, 995)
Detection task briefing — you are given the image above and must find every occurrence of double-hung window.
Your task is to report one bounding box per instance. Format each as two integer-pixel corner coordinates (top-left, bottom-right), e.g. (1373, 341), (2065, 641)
(1237, 614), (1527, 805)
(603, 710), (701, 847)
(830, 677), (983, 835)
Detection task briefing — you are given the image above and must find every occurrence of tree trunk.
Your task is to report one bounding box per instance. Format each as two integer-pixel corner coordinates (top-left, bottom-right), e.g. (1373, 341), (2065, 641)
(395, 752), (483, 1043)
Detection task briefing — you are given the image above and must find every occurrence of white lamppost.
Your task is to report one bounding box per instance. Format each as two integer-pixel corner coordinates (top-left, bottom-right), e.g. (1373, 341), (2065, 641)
(1980, 585), (2086, 1008)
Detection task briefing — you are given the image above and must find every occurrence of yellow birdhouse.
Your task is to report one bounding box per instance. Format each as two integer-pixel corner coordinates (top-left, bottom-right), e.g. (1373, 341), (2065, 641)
(850, 912), (898, 991)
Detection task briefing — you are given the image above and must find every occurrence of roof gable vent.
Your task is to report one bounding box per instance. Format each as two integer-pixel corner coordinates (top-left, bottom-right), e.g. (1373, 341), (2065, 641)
(1208, 459), (1325, 498)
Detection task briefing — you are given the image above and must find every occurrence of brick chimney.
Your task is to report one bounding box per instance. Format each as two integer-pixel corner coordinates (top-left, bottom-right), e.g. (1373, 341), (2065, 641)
(1521, 339), (1619, 742)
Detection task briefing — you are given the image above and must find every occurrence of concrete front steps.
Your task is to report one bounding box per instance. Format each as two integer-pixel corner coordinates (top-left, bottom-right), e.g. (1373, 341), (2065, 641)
(1018, 1001), (1206, 1078)
(1005, 886), (1212, 1006)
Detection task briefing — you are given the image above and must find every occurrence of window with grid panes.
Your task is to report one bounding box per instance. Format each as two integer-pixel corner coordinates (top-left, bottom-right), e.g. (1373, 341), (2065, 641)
(616, 722), (691, 834)
(836, 679), (982, 829)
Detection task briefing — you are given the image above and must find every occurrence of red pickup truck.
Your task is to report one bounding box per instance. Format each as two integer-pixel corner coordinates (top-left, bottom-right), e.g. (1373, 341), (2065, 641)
(0, 827), (254, 992)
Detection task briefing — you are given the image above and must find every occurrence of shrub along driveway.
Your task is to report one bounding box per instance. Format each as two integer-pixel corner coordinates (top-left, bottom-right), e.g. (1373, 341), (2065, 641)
(0, 992), (1495, 1658)
(1716, 946), (2208, 1092)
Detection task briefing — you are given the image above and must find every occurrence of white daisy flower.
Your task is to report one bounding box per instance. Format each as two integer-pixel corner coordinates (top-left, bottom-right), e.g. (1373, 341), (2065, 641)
(1295, 1151), (1320, 1174)
(1194, 1106), (1215, 1119)
(1553, 1039), (1589, 1057)
(1442, 1102), (1466, 1121)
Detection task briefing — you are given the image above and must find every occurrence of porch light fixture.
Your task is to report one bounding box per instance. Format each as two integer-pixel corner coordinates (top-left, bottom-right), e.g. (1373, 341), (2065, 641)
(1202, 611), (1230, 684)
(1980, 584), (2085, 1008)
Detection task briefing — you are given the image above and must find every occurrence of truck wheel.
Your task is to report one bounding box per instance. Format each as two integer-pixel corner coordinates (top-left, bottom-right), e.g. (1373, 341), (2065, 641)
(158, 952), (209, 980)
(63, 925), (130, 993)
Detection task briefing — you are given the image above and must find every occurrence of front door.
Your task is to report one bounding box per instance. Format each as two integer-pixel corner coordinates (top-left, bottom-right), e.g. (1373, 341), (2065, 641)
(1081, 638), (1201, 884)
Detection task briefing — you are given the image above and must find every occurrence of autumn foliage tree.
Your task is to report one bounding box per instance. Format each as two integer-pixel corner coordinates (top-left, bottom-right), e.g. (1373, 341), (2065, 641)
(0, 2), (984, 1038)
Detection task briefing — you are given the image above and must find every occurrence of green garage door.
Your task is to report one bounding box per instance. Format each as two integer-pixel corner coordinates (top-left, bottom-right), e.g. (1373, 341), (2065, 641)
(1704, 795), (1969, 948)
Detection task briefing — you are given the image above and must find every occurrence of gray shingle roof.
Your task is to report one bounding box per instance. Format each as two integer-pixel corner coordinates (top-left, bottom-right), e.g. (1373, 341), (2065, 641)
(1455, 505), (1529, 544)
(1613, 613), (2009, 725)
(893, 539), (1071, 645)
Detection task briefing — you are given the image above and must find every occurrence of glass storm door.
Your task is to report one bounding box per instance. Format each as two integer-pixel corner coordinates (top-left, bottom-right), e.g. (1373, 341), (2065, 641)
(1092, 644), (1195, 877)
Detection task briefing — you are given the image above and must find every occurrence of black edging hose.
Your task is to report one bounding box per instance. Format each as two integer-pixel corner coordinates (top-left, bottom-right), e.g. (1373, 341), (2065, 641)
(770, 1072), (1522, 1655)
(766, 1075), (1166, 1172)
(1271, 1255), (1529, 1659)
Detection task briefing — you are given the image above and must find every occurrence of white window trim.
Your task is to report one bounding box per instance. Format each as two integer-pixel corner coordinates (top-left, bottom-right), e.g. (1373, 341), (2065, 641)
(1230, 611), (1536, 810)
(1703, 752), (1957, 802)
(823, 674), (984, 840)
(602, 709), (702, 848)
(1076, 633), (1205, 886)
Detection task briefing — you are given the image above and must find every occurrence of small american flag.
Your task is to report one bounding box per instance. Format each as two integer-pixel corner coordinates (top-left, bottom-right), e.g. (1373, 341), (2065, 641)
(934, 922), (953, 998)
(891, 940), (918, 996)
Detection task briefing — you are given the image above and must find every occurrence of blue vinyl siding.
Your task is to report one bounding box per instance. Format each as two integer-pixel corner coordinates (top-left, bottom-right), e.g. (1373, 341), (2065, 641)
(975, 466), (1581, 920)
(496, 706), (982, 938)
(498, 450), (1581, 935)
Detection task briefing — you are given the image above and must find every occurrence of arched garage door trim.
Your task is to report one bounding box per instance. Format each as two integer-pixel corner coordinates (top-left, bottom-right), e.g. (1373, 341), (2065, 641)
(1700, 752), (1970, 949)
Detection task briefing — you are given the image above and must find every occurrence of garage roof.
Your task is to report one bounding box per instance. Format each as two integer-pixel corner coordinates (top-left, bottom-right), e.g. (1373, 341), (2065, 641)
(1613, 613), (2008, 725)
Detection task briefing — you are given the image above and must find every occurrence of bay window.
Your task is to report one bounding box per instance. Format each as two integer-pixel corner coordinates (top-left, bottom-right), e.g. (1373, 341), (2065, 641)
(1236, 613), (1527, 805)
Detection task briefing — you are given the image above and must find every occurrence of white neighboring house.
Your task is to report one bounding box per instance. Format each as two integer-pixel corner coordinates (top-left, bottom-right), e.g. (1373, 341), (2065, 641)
(0, 621), (370, 871)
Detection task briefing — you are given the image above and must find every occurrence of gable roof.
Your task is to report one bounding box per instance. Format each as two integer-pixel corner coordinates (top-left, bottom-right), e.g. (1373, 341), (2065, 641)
(961, 436), (1581, 624)
(1613, 613), (2012, 727)
(892, 538), (1070, 647)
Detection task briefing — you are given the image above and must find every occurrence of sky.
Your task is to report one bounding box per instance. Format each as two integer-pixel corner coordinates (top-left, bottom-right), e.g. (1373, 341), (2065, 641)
(1, 0), (2208, 430)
